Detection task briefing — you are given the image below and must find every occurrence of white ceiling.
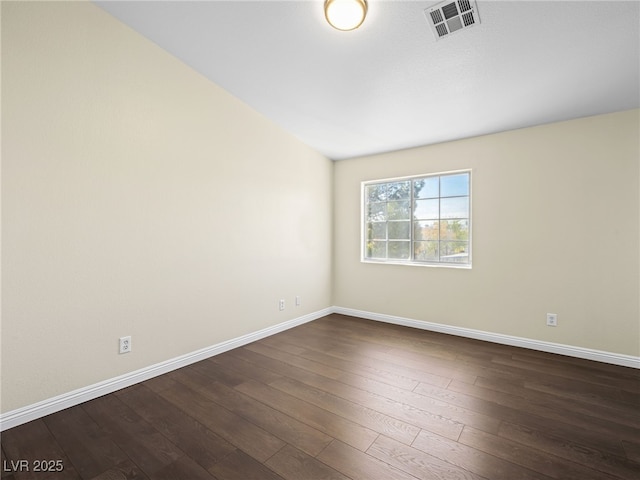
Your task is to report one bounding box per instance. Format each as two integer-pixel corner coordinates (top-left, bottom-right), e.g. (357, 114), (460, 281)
(94, 0), (639, 160)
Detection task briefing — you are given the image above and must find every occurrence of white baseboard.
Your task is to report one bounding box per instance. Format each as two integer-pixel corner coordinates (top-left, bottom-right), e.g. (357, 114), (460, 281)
(333, 306), (640, 370)
(0, 308), (332, 432)
(3, 305), (637, 431)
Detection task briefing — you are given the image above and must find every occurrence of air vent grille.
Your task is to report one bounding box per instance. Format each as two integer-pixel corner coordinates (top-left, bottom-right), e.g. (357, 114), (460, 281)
(442, 2), (458, 20)
(425, 0), (480, 41)
(459, 0), (472, 13)
(430, 10), (443, 24)
(447, 16), (463, 33)
(435, 23), (448, 38)
(462, 12), (475, 27)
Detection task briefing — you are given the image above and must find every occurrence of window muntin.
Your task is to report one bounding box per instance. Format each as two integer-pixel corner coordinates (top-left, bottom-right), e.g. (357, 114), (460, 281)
(363, 171), (471, 266)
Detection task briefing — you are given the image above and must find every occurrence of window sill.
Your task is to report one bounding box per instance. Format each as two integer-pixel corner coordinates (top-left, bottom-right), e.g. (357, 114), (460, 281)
(361, 259), (472, 269)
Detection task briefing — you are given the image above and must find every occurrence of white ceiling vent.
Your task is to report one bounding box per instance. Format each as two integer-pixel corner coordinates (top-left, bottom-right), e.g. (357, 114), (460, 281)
(425, 0), (481, 41)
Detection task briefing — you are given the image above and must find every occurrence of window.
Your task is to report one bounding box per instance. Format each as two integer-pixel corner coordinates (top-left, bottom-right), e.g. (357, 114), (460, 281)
(363, 170), (471, 267)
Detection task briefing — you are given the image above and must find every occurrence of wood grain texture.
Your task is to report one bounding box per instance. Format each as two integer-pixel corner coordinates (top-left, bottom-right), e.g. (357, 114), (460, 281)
(265, 445), (349, 480)
(43, 406), (128, 479)
(2, 314), (639, 479)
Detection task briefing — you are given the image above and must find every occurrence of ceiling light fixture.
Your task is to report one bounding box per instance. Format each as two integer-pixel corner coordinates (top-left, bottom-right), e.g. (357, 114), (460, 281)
(324, 0), (368, 31)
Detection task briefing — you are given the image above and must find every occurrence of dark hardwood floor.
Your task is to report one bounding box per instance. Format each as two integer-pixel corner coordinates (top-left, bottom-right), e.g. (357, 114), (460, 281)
(2, 314), (639, 479)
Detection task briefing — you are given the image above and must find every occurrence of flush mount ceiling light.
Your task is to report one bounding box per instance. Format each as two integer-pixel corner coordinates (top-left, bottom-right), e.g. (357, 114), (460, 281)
(324, 0), (368, 31)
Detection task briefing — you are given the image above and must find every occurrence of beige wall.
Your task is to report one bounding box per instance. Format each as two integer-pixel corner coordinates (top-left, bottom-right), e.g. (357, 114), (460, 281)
(1, 2), (332, 413)
(334, 109), (640, 357)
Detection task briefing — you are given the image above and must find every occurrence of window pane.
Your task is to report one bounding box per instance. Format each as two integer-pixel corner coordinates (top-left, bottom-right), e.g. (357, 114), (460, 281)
(440, 241), (469, 263)
(414, 241), (439, 261)
(414, 220), (439, 240)
(441, 173), (469, 197)
(440, 219), (469, 241)
(365, 241), (386, 259)
(389, 241), (410, 259)
(414, 199), (439, 220)
(364, 171), (471, 266)
(367, 222), (386, 240)
(389, 221), (410, 239)
(387, 181), (411, 200)
(414, 177), (439, 199)
(388, 200), (411, 220)
(367, 202), (387, 221)
(440, 197), (468, 219)
(366, 184), (387, 202)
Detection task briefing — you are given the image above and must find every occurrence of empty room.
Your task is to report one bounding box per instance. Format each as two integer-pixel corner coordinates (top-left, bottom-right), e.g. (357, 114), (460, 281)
(1, 1), (639, 479)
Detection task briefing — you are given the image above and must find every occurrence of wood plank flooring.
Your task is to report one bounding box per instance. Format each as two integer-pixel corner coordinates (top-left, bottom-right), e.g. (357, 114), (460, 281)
(2, 314), (639, 479)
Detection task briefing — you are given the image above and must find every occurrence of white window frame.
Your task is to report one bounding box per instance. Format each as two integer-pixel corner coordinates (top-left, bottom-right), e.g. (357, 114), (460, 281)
(361, 169), (472, 268)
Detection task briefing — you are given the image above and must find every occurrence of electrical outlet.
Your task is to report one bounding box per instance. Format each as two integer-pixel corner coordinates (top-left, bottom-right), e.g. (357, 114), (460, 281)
(546, 313), (558, 327)
(119, 336), (132, 354)
(295, 296), (301, 307)
(279, 299), (285, 311)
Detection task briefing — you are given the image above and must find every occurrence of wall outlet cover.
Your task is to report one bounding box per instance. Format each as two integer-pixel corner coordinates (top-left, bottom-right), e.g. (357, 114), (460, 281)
(119, 336), (132, 354)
